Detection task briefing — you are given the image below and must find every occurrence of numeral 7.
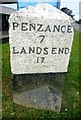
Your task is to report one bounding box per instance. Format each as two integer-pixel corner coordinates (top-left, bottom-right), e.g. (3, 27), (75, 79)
(39, 35), (45, 43)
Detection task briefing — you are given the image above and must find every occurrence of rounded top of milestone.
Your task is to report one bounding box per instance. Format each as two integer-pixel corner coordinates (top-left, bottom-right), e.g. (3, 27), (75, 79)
(9, 3), (73, 21)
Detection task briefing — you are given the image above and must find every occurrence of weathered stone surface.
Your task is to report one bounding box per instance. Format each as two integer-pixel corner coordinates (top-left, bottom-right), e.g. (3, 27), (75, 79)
(9, 3), (74, 74)
(14, 86), (62, 112)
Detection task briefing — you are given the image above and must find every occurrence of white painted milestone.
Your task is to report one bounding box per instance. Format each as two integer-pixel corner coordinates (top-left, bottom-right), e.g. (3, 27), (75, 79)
(9, 3), (74, 74)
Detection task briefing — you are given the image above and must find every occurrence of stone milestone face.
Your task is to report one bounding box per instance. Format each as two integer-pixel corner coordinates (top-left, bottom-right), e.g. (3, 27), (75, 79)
(9, 3), (74, 74)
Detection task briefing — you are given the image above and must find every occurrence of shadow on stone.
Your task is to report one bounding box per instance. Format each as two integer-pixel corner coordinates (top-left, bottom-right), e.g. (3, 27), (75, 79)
(12, 73), (66, 93)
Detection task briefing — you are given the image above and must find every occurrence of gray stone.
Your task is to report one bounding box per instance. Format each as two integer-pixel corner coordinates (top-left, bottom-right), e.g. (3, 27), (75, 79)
(14, 86), (62, 112)
(13, 73), (66, 111)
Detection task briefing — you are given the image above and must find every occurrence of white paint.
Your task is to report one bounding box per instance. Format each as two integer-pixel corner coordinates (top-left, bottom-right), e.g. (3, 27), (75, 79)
(9, 3), (74, 74)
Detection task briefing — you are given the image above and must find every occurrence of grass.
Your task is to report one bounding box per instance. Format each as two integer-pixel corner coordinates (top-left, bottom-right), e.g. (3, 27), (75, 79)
(1, 30), (81, 119)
